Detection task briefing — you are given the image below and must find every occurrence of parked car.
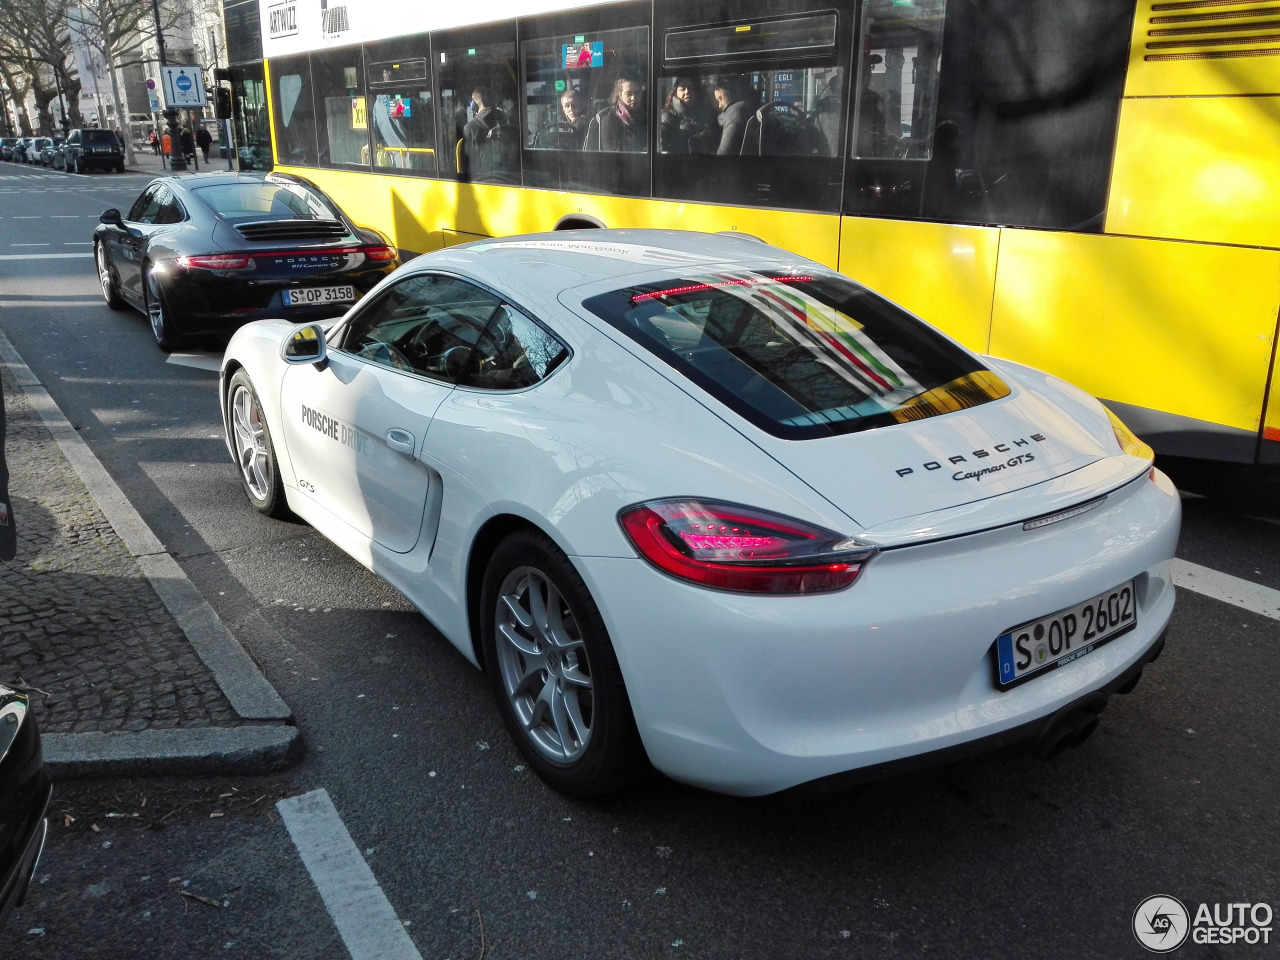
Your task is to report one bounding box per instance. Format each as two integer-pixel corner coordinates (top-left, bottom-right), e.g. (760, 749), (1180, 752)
(58, 128), (124, 173)
(220, 230), (1181, 798)
(10, 138), (34, 162)
(25, 138), (51, 164)
(94, 171), (399, 350)
(0, 683), (52, 933)
(39, 138), (64, 166)
(0, 138), (18, 161)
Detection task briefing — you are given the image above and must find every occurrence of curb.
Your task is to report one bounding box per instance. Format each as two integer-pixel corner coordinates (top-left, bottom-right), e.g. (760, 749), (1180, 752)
(0, 330), (301, 776)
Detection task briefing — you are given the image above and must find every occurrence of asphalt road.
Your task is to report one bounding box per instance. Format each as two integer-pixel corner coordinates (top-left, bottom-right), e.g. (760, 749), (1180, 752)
(0, 162), (1276, 960)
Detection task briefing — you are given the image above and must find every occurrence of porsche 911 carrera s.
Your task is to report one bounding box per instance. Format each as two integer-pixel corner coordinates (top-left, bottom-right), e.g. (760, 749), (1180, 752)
(220, 230), (1180, 798)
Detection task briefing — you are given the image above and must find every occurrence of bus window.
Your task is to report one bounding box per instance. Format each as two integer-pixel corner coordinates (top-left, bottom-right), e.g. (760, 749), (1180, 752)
(365, 38), (437, 176)
(312, 46), (370, 170)
(434, 30), (519, 184)
(521, 22), (650, 197)
(845, 0), (1133, 232)
(269, 53), (319, 167)
(853, 0), (945, 161)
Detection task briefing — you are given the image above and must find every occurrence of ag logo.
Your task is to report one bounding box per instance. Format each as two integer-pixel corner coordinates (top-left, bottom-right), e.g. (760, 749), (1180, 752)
(1134, 895), (1190, 953)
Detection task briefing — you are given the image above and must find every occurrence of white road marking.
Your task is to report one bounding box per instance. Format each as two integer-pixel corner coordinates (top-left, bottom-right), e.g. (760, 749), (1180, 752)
(63, 242), (93, 246)
(1172, 559), (1280, 620)
(9, 243), (50, 247)
(165, 352), (222, 372)
(51, 215), (80, 218)
(0, 252), (93, 260)
(9, 215), (40, 219)
(277, 789), (423, 960)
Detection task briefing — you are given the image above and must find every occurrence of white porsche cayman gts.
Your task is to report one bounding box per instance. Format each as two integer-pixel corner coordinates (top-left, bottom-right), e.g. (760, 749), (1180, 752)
(221, 230), (1180, 798)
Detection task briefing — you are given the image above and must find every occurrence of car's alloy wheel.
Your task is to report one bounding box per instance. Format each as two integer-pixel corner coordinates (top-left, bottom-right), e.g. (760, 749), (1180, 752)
(227, 370), (289, 518)
(95, 242), (124, 309)
(145, 270), (180, 352)
(482, 530), (644, 797)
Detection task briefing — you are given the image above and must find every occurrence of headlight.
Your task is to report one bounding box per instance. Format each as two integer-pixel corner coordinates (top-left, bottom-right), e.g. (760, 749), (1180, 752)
(1105, 407), (1154, 462)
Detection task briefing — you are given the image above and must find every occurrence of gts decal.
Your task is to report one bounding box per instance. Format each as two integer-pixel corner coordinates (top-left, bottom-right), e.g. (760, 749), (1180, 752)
(299, 479), (316, 493)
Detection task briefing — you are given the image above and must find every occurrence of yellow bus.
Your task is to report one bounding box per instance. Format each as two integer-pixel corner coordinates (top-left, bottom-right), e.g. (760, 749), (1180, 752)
(235, 0), (1280, 465)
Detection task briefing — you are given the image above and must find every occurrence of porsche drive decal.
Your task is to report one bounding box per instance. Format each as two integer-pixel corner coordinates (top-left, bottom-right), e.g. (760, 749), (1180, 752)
(895, 434), (1048, 481)
(301, 404), (370, 455)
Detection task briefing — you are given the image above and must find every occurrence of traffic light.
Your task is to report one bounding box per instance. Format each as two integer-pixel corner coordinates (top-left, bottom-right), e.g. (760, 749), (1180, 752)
(214, 86), (232, 120)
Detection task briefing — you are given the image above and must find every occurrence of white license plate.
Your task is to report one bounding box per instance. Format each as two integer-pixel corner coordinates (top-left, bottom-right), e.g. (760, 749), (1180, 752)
(283, 285), (355, 307)
(994, 580), (1137, 688)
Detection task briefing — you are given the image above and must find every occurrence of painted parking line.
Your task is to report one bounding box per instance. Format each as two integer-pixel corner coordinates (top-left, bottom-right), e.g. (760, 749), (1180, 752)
(1172, 559), (1280, 620)
(277, 789), (423, 960)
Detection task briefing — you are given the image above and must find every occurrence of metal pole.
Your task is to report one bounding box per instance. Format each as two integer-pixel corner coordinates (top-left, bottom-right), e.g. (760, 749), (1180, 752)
(152, 0), (186, 171)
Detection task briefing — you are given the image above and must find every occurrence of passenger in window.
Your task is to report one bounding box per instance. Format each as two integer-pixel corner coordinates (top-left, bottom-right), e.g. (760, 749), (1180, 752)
(659, 77), (711, 154)
(710, 76), (758, 156)
(535, 89), (590, 150)
(813, 76), (842, 157)
(585, 78), (646, 153)
(463, 87), (517, 178)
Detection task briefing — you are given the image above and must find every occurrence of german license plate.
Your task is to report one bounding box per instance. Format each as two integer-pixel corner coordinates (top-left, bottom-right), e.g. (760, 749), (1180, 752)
(283, 285), (355, 307)
(994, 580), (1137, 688)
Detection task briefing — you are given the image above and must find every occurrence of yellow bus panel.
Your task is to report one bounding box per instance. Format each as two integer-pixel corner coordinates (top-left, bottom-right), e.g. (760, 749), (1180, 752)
(990, 230), (1278, 435)
(1125, 0), (1280, 98)
(1107, 95), (1280, 249)
(838, 218), (999, 354)
(277, 165), (843, 266)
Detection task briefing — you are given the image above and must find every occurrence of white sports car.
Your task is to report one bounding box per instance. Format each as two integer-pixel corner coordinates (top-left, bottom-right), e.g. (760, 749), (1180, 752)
(221, 230), (1180, 798)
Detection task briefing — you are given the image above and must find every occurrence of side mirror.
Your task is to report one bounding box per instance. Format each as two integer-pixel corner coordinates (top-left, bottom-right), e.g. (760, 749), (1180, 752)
(100, 208), (123, 225)
(282, 323), (328, 366)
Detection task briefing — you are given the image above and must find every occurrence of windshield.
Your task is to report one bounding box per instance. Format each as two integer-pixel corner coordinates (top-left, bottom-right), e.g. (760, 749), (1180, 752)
(189, 179), (342, 221)
(581, 270), (1010, 439)
(84, 130), (118, 145)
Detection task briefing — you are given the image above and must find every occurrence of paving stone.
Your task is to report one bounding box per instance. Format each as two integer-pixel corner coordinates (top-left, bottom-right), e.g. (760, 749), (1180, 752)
(0, 366), (248, 734)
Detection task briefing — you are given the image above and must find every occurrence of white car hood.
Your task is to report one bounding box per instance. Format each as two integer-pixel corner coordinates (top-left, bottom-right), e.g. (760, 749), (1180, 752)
(746, 381), (1112, 530)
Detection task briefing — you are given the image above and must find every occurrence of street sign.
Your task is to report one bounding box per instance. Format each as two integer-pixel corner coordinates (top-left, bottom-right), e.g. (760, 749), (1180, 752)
(160, 65), (207, 108)
(145, 78), (156, 90)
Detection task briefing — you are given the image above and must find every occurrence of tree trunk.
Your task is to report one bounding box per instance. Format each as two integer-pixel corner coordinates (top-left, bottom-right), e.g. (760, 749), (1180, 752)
(0, 66), (34, 135)
(32, 83), (56, 135)
(103, 42), (133, 166)
(66, 74), (84, 128)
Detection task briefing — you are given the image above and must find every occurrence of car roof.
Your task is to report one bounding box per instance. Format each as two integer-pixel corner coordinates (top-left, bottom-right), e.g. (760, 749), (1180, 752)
(162, 171), (315, 193)
(411, 229), (810, 292)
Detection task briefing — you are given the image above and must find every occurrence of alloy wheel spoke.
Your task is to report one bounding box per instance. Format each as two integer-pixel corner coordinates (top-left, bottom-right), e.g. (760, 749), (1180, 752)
(500, 592), (534, 632)
(498, 618), (541, 658)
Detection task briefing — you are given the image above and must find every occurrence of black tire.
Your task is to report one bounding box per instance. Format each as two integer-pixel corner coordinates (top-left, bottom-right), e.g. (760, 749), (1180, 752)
(481, 529), (645, 798)
(226, 369), (290, 519)
(144, 268), (182, 352)
(115, 161), (124, 173)
(95, 241), (125, 310)
(73, 156), (83, 174)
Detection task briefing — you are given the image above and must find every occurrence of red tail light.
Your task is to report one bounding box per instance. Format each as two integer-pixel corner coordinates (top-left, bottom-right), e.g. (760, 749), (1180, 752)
(179, 253), (250, 269)
(618, 499), (876, 594)
(361, 244), (397, 261)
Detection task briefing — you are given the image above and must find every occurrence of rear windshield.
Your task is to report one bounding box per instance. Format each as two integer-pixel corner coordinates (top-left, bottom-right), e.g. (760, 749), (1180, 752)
(84, 130), (118, 145)
(581, 270), (1010, 439)
(189, 179), (341, 221)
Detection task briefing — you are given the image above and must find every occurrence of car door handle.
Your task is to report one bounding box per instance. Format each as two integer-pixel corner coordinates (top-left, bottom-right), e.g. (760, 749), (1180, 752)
(385, 428), (416, 459)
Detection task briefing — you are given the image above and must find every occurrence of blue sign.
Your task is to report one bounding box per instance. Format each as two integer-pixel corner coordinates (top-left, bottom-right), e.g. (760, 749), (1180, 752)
(175, 73), (193, 92)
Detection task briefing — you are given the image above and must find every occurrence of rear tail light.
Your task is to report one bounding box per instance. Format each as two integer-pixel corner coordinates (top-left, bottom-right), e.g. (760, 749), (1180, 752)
(360, 244), (397, 262)
(618, 499), (876, 594)
(179, 253), (250, 270)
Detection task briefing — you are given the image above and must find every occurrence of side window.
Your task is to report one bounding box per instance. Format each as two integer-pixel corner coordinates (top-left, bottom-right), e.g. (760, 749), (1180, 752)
(521, 20), (651, 197)
(127, 185), (161, 222)
(434, 28), (519, 183)
(653, 4), (847, 212)
(852, 1), (945, 160)
(312, 46), (369, 169)
(461, 305), (570, 390)
(269, 53), (319, 166)
(365, 37), (437, 176)
(153, 187), (187, 224)
(342, 274), (501, 382)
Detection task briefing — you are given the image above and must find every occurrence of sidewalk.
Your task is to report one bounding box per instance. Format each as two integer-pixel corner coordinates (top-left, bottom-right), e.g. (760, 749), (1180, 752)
(0, 338), (300, 777)
(124, 146), (237, 176)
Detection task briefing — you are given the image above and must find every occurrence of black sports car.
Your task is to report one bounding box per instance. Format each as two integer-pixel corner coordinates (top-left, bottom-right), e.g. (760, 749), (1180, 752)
(94, 172), (400, 350)
(0, 684), (50, 933)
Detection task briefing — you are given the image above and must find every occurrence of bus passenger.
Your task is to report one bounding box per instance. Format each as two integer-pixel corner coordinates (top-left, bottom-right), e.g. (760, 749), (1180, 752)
(711, 76), (756, 156)
(535, 89), (590, 149)
(659, 77), (710, 154)
(813, 76), (842, 156)
(585, 78), (646, 153)
(463, 87), (515, 177)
